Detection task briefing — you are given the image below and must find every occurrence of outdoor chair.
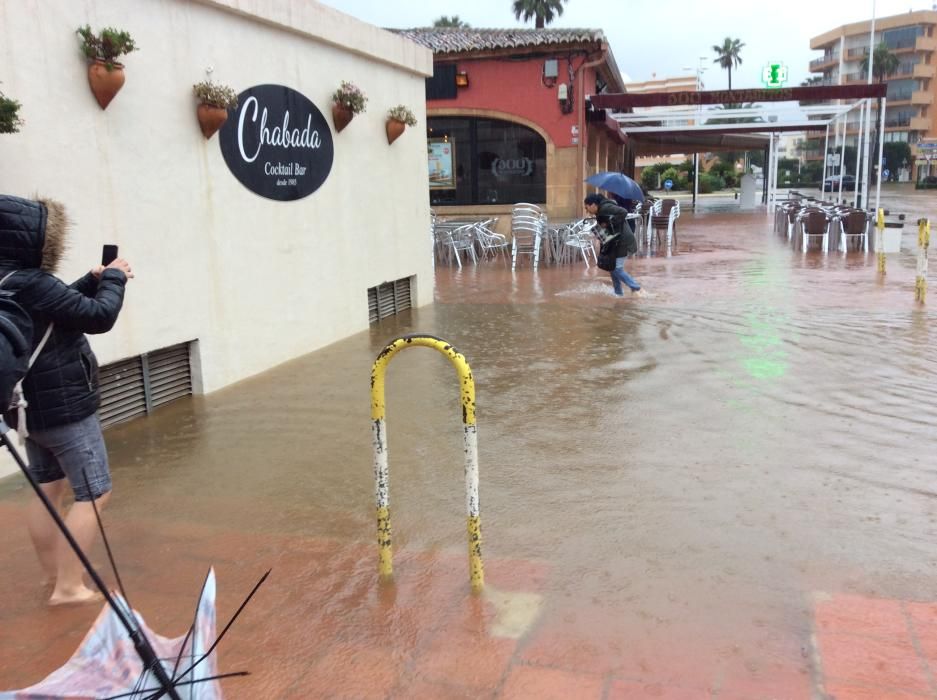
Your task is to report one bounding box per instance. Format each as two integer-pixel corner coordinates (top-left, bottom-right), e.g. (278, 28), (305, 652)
(511, 217), (544, 270)
(838, 210), (870, 253)
(798, 210), (831, 253)
(648, 198), (679, 251)
(562, 220), (597, 267)
(473, 219), (510, 262)
(444, 224), (478, 269)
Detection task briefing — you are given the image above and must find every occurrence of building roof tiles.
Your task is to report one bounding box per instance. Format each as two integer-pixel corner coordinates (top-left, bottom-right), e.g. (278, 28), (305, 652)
(393, 27), (606, 54)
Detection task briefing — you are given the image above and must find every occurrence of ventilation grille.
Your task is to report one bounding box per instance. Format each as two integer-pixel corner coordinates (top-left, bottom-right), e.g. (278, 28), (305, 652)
(98, 341), (194, 429)
(368, 277), (413, 324)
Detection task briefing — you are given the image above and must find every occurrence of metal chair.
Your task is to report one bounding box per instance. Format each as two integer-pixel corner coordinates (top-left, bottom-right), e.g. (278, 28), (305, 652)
(562, 219), (598, 267)
(838, 210), (870, 253)
(799, 210), (831, 253)
(473, 219), (510, 262)
(444, 224), (478, 269)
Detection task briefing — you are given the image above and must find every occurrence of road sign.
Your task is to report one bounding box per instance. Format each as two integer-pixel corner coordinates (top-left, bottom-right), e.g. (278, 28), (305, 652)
(664, 179), (673, 191)
(883, 168), (890, 179)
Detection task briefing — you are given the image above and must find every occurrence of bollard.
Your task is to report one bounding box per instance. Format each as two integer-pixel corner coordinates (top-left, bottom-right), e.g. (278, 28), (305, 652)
(916, 218), (930, 304)
(876, 208), (887, 275)
(370, 334), (484, 590)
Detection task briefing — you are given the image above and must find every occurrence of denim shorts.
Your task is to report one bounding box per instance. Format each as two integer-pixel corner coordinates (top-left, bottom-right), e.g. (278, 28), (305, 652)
(24, 413), (112, 502)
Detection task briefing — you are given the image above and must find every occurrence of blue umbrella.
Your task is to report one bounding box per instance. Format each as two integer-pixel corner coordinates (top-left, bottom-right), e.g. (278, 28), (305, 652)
(585, 172), (644, 202)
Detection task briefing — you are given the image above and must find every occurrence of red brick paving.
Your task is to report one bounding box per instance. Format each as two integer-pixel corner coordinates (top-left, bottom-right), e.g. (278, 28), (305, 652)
(2, 501), (937, 698)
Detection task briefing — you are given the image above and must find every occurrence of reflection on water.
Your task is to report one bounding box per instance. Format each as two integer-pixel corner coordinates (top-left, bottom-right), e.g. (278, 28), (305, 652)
(1, 202), (936, 694)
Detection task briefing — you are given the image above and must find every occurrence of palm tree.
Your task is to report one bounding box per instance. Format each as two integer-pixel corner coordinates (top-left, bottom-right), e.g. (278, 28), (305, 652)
(512, 0), (568, 29)
(860, 42), (901, 83)
(712, 37), (745, 90)
(433, 15), (470, 28)
(798, 75), (825, 106)
(860, 42), (900, 189)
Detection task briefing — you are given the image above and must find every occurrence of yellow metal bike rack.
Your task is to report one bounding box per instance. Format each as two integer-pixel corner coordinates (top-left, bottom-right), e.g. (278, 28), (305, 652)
(370, 334), (484, 590)
(916, 218), (930, 304)
(876, 208), (887, 275)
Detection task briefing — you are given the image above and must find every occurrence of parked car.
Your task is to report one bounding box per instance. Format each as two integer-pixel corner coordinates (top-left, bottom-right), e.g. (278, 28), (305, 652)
(823, 175), (856, 192)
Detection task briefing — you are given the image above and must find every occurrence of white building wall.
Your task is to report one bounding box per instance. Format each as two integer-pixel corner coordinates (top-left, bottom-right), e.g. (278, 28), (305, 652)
(0, 0), (434, 396)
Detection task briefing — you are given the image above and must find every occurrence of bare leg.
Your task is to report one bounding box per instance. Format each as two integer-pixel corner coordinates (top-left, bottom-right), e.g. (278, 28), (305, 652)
(48, 491), (111, 606)
(25, 479), (67, 586)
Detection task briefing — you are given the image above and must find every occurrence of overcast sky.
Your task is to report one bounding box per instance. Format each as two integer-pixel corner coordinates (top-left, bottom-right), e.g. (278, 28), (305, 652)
(318, 0), (935, 88)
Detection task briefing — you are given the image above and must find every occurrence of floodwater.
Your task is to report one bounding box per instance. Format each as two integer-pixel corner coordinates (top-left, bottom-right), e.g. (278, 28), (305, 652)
(1, 190), (936, 698)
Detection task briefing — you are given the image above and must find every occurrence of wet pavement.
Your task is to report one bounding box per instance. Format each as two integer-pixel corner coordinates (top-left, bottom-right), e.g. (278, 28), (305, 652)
(0, 187), (935, 699)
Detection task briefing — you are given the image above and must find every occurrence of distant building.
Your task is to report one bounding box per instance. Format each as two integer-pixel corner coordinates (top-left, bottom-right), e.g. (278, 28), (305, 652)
(808, 10), (937, 181)
(393, 28), (630, 221)
(623, 75), (700, 174)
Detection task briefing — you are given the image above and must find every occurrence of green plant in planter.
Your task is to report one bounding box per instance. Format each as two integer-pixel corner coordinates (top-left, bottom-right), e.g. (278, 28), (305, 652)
(0, 87), (24, 134)
(76, 25), (137, 70)
(193, 80), (238, 110)
(332, 81), (367, 114)
(387, 104), (417, 126)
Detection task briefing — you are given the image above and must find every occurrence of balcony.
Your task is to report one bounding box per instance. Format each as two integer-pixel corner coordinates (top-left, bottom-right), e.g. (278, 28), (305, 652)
(913, 63), (936, 79)
(915, 36), (937, 52)
(810, 54), (839, 71)
(846, 47), (868, 60)
(910, 116), (931, 131)
(912, 90), (934, 105)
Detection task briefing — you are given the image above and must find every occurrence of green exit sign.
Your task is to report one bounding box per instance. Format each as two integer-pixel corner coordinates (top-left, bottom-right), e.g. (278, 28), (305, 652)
(761, 63), (788, 89)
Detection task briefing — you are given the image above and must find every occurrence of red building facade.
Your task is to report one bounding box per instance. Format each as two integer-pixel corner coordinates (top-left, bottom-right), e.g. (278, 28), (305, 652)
(396, 28), (632, 222)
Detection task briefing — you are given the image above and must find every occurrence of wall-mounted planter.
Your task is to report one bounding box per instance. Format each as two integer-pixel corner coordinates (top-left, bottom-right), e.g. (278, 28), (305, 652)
(87, 60), (125, 110)
(196, 103), (228, 139)
(386, 118), (406, 145)
(332, 103), (354, 133)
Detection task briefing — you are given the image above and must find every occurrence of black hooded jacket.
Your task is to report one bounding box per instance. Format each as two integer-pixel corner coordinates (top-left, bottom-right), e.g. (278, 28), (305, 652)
(0, 195), (127, 430)
(595, 198), (638, 258)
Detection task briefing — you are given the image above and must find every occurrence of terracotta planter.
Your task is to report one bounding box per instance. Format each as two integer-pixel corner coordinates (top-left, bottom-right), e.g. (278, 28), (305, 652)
(87, 60), (125, 110)
(196, 103), (229, 139)
(386, 118), (406, 145)
(332, 103), (354, 133)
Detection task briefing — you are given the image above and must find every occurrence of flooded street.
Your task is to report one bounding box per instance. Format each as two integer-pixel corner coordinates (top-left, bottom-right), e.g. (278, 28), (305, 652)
(1, 193), (936, 698)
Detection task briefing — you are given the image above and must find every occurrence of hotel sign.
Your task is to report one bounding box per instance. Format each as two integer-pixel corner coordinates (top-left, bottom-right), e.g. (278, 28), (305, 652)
(219, 84), (334, 201)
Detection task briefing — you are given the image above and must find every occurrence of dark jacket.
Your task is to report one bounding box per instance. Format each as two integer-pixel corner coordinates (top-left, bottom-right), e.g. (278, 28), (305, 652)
(595, 198), (638, 258)
(0, 195), (127, 430)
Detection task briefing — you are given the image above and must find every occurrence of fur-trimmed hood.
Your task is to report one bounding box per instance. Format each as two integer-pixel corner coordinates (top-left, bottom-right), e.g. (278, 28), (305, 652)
(0, 195), (68, 273)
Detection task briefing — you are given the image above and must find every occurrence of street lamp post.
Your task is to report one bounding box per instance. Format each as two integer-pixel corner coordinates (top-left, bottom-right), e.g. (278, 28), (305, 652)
(683, 57), (707, 209)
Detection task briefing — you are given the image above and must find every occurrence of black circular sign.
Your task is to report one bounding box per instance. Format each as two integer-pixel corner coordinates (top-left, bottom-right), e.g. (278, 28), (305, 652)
(219, 84), (334, 201)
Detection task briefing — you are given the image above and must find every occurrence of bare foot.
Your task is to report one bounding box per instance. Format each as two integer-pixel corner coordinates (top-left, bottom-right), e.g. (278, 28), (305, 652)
(48, 586), (104, 607)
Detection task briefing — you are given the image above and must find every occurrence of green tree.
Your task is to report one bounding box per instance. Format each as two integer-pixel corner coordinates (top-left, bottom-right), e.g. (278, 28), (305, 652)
(799, 75), (825, 106)
(0, 87), (23, 134)
(433, 15), (470, 27)
(882, 141), (912, 180)
(512, 0), (568, 28)
(712, 37), (745, 90)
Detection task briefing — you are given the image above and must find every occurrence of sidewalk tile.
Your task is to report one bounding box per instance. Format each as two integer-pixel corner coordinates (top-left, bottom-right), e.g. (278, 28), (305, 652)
(499, 665), (604, 700)
(817, 633), (930, 694)
(607, 679), (711, 699)
(815, 595), (908, 639)
(823, 681), (932, 700)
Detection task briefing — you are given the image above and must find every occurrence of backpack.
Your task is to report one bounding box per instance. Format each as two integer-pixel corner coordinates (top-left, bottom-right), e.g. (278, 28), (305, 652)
(0, 271), (53, 436)
(0, 291), (33, 412)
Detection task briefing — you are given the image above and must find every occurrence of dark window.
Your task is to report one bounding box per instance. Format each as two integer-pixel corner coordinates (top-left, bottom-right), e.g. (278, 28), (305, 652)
(882, 26), (923, 50)
(427, 117), (546, 206)
(426, 64), (457, 100)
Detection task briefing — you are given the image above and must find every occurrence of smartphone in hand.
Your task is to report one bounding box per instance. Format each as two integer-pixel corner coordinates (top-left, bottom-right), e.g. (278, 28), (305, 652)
(101, 245), (119, 266)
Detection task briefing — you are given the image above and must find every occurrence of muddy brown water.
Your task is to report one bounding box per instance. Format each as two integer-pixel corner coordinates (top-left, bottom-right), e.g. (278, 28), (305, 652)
(0, 191), (935, 696)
